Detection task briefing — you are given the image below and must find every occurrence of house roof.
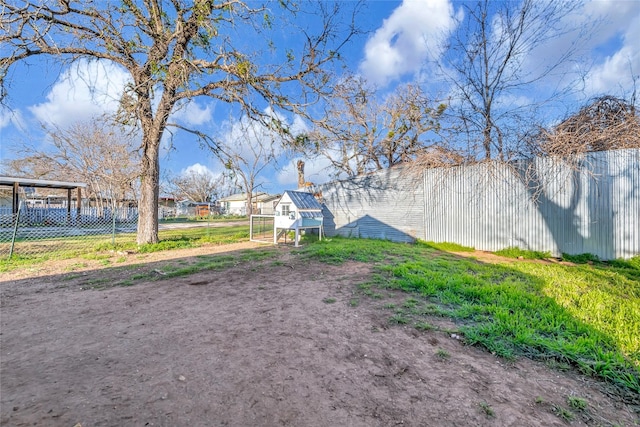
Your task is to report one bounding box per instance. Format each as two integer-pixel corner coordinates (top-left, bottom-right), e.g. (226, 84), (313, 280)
(218, 192), (280, 202)
(284, 191), (322, 210)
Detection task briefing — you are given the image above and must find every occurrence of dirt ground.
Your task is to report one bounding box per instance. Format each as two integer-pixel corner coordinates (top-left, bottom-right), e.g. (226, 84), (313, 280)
(1, 242), (638, 427)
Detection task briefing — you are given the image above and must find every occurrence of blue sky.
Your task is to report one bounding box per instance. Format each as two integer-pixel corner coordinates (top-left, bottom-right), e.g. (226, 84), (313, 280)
(1, 0), (639, 195)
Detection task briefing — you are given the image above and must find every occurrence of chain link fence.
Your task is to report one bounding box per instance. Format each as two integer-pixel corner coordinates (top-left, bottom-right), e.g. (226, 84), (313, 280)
(0, 205), (138, 260)
(250, 214), (275, 243)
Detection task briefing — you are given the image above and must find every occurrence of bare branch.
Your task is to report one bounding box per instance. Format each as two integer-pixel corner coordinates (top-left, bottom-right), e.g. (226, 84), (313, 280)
(533, 96), (640, 157)
(300, 76), (446, 178)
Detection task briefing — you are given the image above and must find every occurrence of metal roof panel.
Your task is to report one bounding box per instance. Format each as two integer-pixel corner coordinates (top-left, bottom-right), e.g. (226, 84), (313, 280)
(285, 191), (322, 210)
(299, 211), (322, 218)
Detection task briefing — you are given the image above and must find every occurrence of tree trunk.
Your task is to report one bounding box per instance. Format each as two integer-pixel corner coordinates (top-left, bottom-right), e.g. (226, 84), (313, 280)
(297, 160), (305, 189)
(483, 125), (492, 159)
(246, 193), (253, 216)
(137, 138), (160, 244)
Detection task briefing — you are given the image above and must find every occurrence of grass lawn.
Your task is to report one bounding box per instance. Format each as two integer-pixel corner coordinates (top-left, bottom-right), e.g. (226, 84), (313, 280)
(301, 237), (640, 399)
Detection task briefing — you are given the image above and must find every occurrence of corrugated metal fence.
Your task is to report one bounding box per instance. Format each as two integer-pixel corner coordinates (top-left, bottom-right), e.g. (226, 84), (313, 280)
(319, 149), (639, 260)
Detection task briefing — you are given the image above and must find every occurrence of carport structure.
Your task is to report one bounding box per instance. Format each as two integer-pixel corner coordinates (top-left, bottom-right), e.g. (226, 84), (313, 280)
(0, 176), (86, 221)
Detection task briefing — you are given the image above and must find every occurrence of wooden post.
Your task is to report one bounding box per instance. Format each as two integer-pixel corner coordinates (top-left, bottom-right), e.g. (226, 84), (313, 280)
(12, 182), (19, 214)
(76, 187), (82, 223)
(67, 189), (72, 224)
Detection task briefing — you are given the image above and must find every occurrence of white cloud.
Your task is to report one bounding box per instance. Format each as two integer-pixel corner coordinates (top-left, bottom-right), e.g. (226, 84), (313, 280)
(522, 1), (640, 99)
(172, 100), (213, 126)
(181, 163), (220, 178)
(583, 10), (640, 97)
(582, 0), (640, 45)
(219, 117), (275, 161)
(28, 59), (129, 127)
(359, 0), (458, 86)
(0, 106), (26, 132)
(217, 110), (308, 162)
(289, 114), (309, 137)
(172, 161), (225, 183)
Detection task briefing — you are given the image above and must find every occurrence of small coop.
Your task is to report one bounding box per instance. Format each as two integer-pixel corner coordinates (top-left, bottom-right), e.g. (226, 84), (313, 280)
(273, 190), (323, 247)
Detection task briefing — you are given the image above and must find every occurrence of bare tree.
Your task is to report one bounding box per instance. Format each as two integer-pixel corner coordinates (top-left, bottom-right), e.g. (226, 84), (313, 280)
(440, 0), (586, 161)
(299, 76), (445, 177)
(166, 168), (224, 203)
(212, 118), (279, 216)
(1, 0), (360, 243)
(5, 117), (140, 211)
(533, 96), (640, 156)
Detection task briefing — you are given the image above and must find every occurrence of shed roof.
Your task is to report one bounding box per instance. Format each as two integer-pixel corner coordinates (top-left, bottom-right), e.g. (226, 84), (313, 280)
(284, 191), (322, 210)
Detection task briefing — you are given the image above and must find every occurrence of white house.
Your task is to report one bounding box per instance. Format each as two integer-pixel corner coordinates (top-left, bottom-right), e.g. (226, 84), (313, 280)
(219, 192), (280, 215)
(273, 190), (323, 247)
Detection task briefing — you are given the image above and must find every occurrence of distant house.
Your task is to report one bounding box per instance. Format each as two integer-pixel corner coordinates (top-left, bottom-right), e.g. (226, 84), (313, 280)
(159, 197), (177, 208)
(273, 190), (324, 247)
(174, 200), (213, 217)
(218, 192), (280, 216)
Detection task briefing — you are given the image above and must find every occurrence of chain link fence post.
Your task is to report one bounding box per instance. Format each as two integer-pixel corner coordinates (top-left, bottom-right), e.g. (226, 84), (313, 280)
(8, 201), (22, 260)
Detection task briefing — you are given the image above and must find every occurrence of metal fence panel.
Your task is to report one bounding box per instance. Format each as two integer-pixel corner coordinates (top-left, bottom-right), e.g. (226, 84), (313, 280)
(319, 149), (639, 259)
(423, 149), (640, 259)
(319, 167), (425, 243)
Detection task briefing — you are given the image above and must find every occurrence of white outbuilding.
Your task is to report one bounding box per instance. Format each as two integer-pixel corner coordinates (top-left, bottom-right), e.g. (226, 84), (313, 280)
(273, 190), (323, 247)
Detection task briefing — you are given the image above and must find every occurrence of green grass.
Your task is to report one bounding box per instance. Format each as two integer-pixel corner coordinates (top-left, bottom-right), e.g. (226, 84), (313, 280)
(0, 254), (39, 273)
(478, 401), (495, 417)
(567, 396), (587, 411)
(389, 313), (410, 324)
(494, 246), (552, 259)
(562, 252), (600, 264)
(610, 256), (640, 270)
(435, 348), (451, 360)
(159, 255), (238, 278)
(419, 241), (475, 252)
(553, 405), (575, 422)
(302, 237), (640, 399)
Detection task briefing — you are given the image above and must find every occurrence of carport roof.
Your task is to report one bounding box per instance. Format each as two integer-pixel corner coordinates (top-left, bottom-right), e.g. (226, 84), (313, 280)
(0, 176), (87, 189)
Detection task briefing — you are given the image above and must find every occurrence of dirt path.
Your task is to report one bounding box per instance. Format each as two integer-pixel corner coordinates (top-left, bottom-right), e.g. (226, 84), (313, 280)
(1, 244), (638, 426)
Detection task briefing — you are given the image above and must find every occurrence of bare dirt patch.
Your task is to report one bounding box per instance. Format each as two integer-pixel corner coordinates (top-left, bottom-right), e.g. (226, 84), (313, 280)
(1, 244), (638, 426)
